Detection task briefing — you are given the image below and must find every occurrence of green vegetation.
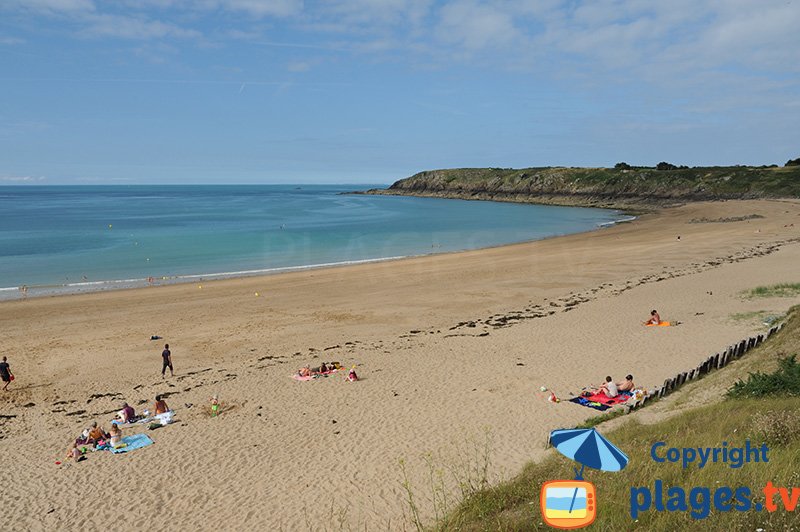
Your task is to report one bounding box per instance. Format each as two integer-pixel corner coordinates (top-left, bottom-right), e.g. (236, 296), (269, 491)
(421, 307), (800, 531)
(729, 310), (769, 322)
(574, 407), (628, 429)
(727, 355), (800, 398)
(372, 164), (800, 209)
(742, 282), (800, 298)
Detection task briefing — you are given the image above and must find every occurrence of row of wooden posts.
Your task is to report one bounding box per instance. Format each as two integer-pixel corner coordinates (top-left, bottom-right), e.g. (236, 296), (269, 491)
(548, 322), (786, 447)
(652, 322), (785, 400)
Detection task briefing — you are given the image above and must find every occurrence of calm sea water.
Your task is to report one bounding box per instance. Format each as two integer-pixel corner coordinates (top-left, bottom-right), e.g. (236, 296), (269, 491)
(0, 185), (627, 299)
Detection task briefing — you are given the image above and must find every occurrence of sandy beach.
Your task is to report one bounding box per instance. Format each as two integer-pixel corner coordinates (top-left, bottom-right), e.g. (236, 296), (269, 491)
(2, 199), (800, 530)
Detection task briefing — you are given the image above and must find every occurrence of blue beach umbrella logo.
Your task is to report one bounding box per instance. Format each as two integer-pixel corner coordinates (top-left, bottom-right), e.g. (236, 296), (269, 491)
(540, 428), (629, 529)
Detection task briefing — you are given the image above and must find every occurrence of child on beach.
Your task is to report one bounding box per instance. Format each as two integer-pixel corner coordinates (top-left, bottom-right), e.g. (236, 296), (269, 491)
(66, 442), (83, 462)
(210, 394), (220, 417)
(346, 367), (358, 382)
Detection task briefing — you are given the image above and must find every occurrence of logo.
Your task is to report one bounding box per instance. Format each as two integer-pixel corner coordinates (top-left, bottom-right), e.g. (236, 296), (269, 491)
(541, 480), (597, 529)
(541, 428), (628, 529)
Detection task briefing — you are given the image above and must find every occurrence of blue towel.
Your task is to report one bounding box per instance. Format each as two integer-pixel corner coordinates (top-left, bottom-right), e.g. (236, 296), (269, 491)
(110, 433), (154, 454)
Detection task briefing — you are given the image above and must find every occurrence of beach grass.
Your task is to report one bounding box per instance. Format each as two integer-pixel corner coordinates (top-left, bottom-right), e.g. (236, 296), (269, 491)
(428, 307), (800, 531)
(742, 282), (800, 299)
(729, 310), (769, 322)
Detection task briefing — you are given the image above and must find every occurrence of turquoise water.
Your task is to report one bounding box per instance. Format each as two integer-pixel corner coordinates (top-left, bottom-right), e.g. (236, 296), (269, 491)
(0, 185), (626, 298)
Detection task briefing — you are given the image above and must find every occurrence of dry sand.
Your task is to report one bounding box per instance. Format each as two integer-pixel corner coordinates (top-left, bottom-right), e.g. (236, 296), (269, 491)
(1, 199), (800, 530)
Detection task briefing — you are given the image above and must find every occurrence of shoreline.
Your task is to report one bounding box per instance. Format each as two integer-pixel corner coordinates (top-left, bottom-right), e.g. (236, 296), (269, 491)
(0, 206), (632, 302)
(350, 187), (668, 211)
(2, 199), (800, 529)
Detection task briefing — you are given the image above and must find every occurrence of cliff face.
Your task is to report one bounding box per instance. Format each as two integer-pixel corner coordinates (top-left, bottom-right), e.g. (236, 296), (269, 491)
(363, 166), (800, 210)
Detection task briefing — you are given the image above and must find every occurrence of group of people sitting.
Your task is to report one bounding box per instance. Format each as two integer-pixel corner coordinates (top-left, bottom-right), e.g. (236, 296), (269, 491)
(66, 421), (123, 462)
(586, 374), (636, 399)
(115, 395), (171, 423)
(296, 361), (359, 381)
(65, 395), (172, 462)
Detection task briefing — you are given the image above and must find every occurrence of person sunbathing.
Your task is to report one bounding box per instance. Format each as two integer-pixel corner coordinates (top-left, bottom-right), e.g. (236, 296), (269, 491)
(117, 402), (136, 423)
(346, 368), (358, 382)
(86, 422), (110, 445)
(644, 310), (662, 325)
(598, 376), (618, 398)
(616, 374), (636, 392)
(297, 366), (311, 377)
(109, 424), (123, 447)
(78, 425), (92, 444)
(319, 362), (329, 373)
(154, 395), (170, 415)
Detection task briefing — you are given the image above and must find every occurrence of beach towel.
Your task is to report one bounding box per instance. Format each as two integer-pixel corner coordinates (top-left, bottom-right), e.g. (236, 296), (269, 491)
(569, 391), (633, 411)
(291, 369), (339, 381)
(109, 433), (154, 454)
(646, 321), (672, 327)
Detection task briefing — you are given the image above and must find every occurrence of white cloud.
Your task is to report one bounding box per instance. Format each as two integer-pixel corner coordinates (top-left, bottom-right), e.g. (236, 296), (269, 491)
(0, 175), (46, 182)
(1, 0), (95, 13)
(81, 13), (201, 39)
(219, 0), (302, 17)
(287, 60), (311, 72)
(436, 0), (520, 50)
(0, 36), (26, 45)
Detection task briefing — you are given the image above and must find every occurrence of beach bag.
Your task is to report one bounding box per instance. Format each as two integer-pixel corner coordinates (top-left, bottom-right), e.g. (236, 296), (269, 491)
(9, 374), (13, 381)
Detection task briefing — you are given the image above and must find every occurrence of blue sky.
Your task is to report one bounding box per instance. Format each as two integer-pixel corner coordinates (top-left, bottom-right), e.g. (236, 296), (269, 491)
(1, 0), (798, 184)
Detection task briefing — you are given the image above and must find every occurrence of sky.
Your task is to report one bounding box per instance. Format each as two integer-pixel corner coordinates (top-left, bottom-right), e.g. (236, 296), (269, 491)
(1, 0), (798, 185)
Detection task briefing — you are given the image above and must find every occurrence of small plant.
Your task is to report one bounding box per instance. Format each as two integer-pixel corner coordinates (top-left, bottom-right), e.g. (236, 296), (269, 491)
(752, 410), (800, 446)
(399, 458), (424, 532)
(398, 429), (496, 530)
(727, 355), (800, 398)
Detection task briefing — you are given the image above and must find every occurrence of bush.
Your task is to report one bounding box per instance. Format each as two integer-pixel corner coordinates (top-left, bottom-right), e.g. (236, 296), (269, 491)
(727, 355), (800, 398)
(786, 157), (800, 167)
(614, 162), (632, 170)
(656, 161), (678, 171)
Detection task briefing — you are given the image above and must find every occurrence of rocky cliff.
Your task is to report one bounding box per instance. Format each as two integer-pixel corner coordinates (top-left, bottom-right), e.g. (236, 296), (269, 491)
(359, 166), (800, 210)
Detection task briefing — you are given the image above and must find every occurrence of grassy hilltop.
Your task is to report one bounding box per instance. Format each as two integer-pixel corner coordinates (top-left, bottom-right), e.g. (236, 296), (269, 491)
(364, 164), (800, 210)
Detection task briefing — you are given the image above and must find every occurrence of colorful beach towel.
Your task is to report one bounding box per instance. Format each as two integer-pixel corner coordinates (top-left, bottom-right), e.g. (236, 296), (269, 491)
(568, 391), (633, 411)
(109, 433), (154, 454)
(646, 321), (672, 327)
(291, 369), (339, 381)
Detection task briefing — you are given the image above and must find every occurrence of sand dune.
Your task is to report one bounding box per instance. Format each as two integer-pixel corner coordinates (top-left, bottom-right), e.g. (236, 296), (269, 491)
(1, 199), (800, 530)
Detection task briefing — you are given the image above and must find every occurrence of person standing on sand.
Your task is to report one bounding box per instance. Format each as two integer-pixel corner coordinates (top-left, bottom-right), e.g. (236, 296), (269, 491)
(161, 344), (173, 378)
(0, 356), (12, 391)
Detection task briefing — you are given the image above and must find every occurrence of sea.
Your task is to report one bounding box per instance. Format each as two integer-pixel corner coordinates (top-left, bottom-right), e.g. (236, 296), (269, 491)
(0, 185), (629, 300)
